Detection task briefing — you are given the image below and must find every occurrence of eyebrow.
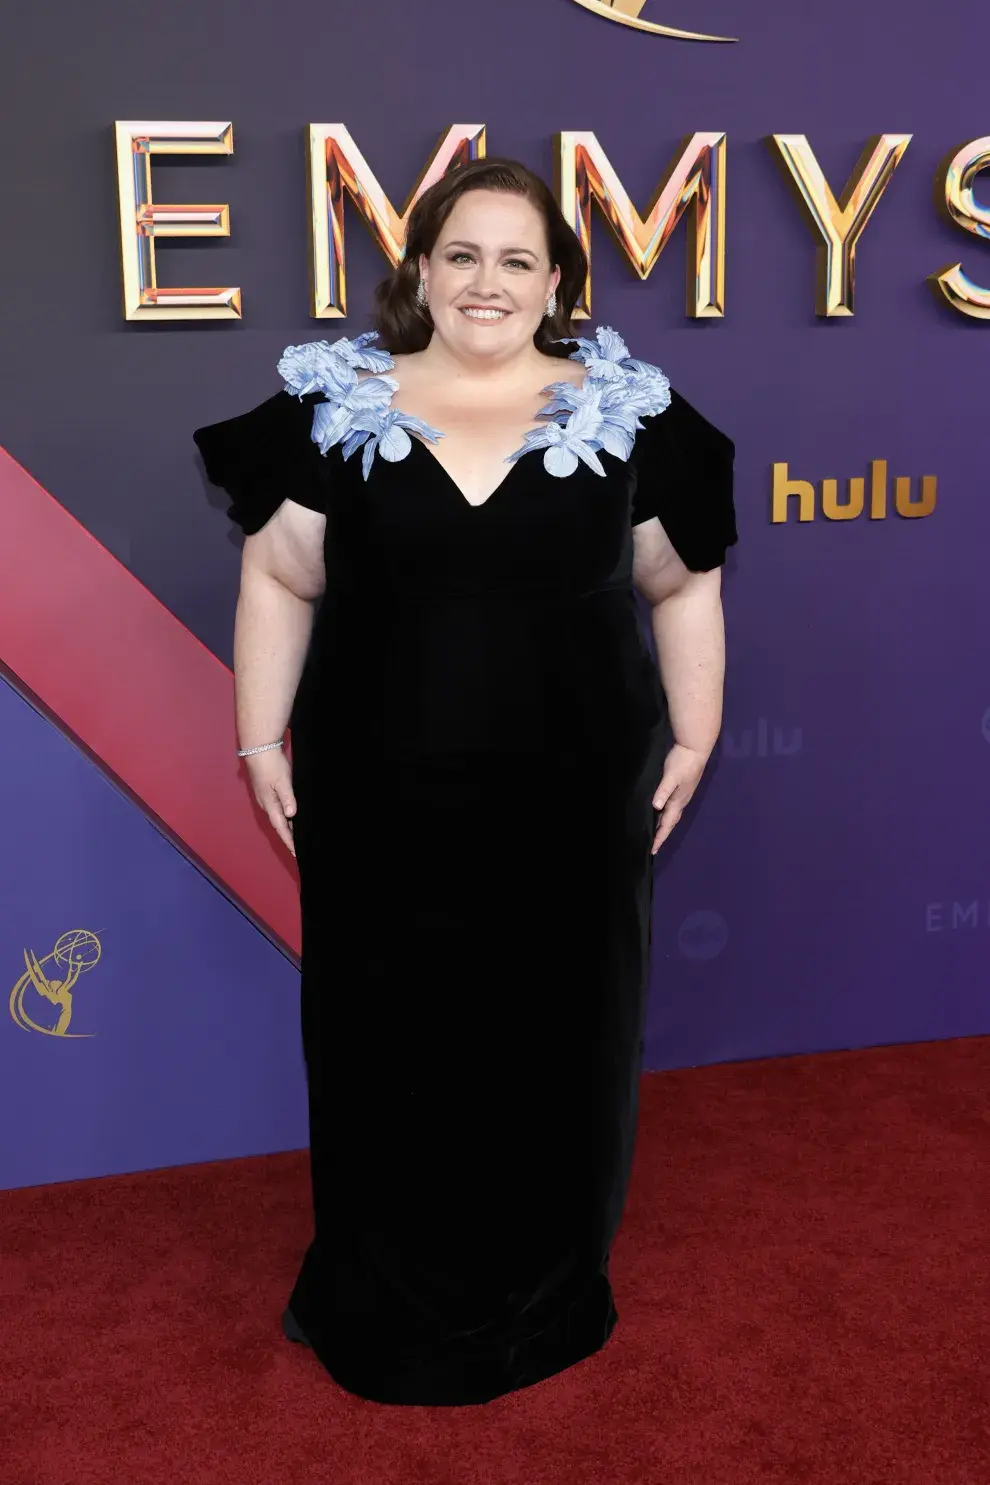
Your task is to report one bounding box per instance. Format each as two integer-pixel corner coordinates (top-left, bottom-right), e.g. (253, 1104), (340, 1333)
(444, 240), (539, 258)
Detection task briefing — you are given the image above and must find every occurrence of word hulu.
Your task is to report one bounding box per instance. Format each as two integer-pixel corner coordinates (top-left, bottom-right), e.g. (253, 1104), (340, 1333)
(721, 719), (802, 759)
(771, 460), (937, 523)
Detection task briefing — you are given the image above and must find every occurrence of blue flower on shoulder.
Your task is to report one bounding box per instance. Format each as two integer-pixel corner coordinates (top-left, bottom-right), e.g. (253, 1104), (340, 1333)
(564, 324), (637, 381)
(277, 332), (442, 480)
(507, 325), (671, 478)
(278, 331), (392, 399)
(566, 326), (672, 413)
(310, 374), (397, 455)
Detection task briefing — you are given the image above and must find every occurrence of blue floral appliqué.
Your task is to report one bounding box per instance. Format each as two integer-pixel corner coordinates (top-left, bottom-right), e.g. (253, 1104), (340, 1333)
(277, 331), (443, 480)
(277, 325), (669, 483)
(507, 325), (671, 478)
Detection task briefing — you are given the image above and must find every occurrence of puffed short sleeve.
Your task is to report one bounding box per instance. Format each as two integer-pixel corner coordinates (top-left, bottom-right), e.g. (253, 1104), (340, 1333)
(193, 389), (332, 536)
(629, 389), (737, 571)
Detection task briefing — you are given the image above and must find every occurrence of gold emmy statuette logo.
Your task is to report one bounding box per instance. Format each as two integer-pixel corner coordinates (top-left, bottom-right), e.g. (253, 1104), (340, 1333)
(9, 930), (103, 1038)
(567, 0), (738, 42)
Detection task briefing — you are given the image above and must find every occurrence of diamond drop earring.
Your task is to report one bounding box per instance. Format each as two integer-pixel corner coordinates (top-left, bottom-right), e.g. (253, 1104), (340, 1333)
(416, 278), (428, 308)
(544, 290), (557, 319)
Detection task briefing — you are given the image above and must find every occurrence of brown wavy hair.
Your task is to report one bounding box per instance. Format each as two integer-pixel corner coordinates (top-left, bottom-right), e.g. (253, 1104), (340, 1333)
(372, 157), (587, 359)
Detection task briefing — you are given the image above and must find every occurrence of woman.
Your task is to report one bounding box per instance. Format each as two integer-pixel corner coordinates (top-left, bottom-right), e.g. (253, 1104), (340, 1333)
(194, 157), (736, 1407)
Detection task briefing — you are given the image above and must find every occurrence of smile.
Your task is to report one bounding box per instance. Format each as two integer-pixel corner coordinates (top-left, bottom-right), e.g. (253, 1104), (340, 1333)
(460, 307), (508, 321)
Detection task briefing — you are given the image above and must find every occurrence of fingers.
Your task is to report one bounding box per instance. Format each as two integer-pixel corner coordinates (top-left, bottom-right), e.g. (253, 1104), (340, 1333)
(652, 759), (680, 814)
(274, 777), (298, 823)
(652, 801), (683, 855)
(243, 753), (298, 857)
(651, 743), (708, 853)
(261, 783), (296, 857)
(652, 784), (674, 812)
(267, 804), (296, 856)
(651, 769), (688, 853)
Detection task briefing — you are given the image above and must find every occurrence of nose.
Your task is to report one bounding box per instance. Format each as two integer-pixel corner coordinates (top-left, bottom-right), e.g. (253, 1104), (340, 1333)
(468, 261), (503, 298)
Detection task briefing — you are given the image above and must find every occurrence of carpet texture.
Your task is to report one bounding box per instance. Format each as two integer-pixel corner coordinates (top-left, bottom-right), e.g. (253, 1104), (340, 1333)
(2, 1037), (989, 1484)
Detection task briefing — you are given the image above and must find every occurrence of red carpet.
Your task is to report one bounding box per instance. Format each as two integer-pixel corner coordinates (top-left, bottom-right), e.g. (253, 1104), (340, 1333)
(2, 1038), (989, 1485)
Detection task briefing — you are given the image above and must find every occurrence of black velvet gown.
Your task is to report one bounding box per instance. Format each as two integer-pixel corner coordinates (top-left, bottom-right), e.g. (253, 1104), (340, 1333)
(194, 357), (736, 1407)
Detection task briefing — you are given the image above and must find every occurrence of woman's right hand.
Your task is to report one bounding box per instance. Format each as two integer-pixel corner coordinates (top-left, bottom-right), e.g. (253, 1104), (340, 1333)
(244, 748), (297, 856)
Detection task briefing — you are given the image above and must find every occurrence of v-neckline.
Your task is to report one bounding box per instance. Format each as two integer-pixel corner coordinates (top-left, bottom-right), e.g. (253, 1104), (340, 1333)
(369, 362), (591, 512)
(409, 433), (525, 512)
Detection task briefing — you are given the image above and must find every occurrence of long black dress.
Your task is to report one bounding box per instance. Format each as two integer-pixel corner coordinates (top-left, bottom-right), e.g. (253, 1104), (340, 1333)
(194, 333), (736, 1407)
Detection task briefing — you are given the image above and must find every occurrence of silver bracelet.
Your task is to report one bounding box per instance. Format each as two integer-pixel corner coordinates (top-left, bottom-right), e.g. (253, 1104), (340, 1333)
(237, 739), (285, 758)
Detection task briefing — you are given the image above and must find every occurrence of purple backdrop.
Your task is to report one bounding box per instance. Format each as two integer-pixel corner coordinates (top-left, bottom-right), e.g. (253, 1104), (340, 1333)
(1, 0), (988, 1187)
(0, 678), (306, 1189)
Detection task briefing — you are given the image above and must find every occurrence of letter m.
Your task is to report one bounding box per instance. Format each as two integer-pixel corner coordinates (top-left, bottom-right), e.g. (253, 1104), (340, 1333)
(556, 131), (726, 320)
(307, 125), (486, 317)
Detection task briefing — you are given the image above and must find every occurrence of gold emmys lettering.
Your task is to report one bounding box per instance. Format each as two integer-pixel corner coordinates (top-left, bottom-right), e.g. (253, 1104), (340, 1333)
(8, 930), (102, 1038)
(112, 124), (990, 325)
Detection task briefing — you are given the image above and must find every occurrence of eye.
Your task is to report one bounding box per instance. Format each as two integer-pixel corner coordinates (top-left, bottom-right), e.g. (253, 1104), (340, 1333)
(505, 258), (532, 271)
(448, 251), (475, 264)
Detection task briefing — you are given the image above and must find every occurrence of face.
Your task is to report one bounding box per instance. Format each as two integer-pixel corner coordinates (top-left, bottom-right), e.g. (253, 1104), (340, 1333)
(419, 189), (561, 361)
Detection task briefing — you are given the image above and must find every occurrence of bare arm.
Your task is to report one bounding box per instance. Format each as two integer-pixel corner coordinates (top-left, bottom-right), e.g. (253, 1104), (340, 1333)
(235, 500), (327, 853)
(632, 516), (726, 851)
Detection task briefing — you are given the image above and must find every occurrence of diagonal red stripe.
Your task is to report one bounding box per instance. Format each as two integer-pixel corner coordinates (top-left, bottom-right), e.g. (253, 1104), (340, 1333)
(0, 443), (300, 958)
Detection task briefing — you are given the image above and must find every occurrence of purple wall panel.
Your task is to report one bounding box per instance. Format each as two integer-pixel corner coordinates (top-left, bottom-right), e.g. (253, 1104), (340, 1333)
(0, 679), (305, 1189)
(0, 0), (988, 1183)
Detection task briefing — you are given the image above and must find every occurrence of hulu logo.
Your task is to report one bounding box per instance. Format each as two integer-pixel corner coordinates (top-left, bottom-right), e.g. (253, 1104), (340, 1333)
(721, 719), (802, 759)
(772, 460), (936, 523)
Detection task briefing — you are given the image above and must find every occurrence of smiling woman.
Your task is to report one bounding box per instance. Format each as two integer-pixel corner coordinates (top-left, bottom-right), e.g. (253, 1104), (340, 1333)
(192, 155), (737, 1407)
(373, 158), (586, 357)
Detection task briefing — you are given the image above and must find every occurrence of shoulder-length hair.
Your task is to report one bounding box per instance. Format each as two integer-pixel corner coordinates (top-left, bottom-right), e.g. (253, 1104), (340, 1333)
(372, 157), (587, 359)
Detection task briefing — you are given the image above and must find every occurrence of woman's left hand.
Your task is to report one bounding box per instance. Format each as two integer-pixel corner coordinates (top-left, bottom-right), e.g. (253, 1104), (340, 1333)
(651, 742), (709, 854)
